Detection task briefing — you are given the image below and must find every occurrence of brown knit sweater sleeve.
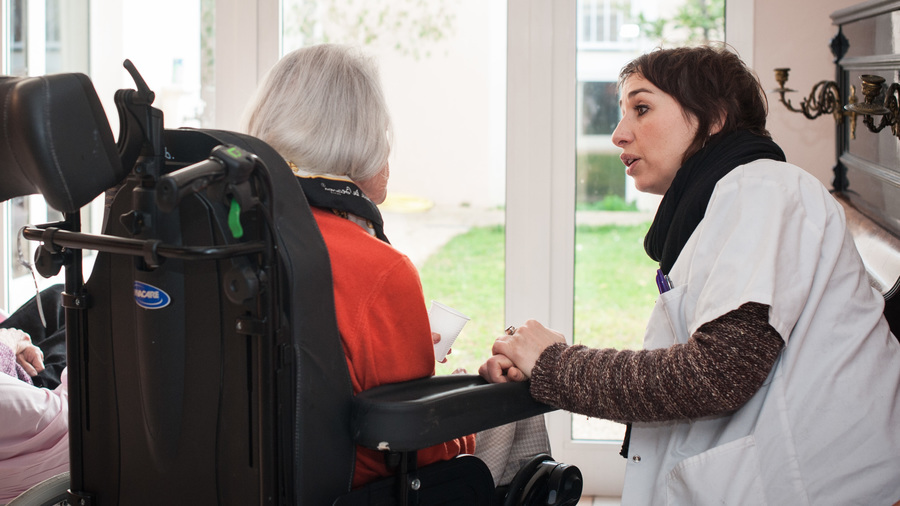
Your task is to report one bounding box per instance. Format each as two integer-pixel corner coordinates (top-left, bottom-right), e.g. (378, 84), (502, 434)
(529, 302), (783, 422)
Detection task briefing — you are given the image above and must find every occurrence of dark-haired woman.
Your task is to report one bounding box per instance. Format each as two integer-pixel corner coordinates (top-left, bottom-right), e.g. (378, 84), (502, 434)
(480, 45), (900, 504)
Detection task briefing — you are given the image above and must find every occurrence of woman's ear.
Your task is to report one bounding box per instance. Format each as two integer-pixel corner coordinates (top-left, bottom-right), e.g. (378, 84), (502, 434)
(710, 110), (726, 135)
(356, 162), (390, 205)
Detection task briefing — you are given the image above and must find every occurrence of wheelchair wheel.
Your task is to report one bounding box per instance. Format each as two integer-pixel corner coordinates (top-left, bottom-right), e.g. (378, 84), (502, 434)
(500, 454), (582, 506)
(7, 472), (70, 506)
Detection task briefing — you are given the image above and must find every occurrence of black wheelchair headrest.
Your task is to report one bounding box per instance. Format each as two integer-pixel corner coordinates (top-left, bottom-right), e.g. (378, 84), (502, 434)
(0, 72), (124, 213)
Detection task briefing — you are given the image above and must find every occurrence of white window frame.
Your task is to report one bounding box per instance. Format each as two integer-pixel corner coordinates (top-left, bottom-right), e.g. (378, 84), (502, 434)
(507, 0), (629, 495)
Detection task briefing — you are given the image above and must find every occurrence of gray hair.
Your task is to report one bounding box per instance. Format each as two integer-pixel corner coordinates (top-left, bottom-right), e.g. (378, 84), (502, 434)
(242, 44), (392, 182)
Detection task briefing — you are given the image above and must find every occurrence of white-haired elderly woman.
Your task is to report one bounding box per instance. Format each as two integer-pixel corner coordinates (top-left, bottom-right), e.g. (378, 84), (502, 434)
(243, 42), (449, 488)
(242, 44), (549, 490)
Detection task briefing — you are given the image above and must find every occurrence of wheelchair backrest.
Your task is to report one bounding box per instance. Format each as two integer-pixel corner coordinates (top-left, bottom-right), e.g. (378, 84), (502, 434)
(76, 127), (357, 505)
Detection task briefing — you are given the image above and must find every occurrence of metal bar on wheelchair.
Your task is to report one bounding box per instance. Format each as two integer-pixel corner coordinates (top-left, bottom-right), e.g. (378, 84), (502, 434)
(21, 225), (266, 261)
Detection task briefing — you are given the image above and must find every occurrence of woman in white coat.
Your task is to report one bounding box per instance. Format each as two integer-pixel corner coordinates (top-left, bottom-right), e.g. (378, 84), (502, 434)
(480, 45), (900, 505)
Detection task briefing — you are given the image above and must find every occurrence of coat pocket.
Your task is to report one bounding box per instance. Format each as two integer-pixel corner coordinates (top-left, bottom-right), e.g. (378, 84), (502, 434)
(665, 435), (766, 506)
(644, 284), (690, 349)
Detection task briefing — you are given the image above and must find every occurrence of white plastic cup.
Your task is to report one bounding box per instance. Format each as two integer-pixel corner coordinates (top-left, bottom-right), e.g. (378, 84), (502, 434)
(428, 301), (470, 362)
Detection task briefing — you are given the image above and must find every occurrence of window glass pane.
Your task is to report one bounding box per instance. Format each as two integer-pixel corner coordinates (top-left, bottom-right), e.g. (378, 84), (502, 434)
(8, 0), (26, 75)
(582, 81), (619, 136)
(9, 198), (29, 280)
(45, 0), (60, 71)
(573, 0), (725, 441)
(89, 0), (214, 127)
(579, 0), (634, 49)
(120, 0), (208, 128)
(281, 0), (507, 376)
(44, 0), (88, 75)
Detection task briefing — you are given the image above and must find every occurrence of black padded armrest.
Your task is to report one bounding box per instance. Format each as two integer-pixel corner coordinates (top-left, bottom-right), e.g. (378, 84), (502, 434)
(0, 73), (124, 212)
(350, 374), (554, 452)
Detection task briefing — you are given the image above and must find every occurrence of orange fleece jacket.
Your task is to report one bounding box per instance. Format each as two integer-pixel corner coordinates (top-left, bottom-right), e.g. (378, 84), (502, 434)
(310, 208), (476, 488)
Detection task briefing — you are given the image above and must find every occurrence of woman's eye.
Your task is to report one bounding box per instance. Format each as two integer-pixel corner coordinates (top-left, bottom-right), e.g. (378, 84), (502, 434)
(635, 105), (649, 116)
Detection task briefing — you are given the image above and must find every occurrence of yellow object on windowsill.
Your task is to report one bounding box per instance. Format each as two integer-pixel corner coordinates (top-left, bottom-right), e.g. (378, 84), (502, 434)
(379, 194), (434, 213)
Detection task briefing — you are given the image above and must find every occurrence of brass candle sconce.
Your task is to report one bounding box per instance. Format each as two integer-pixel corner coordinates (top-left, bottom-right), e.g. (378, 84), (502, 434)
(844, 74), (900, 139)
(772, 67), (858, 139)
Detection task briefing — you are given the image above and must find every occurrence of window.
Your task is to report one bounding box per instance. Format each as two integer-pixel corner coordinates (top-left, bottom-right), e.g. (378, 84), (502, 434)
(581, 81), (619, 135)
(280, 0), (509, 377)
(7, 0), (25, 75)
(578, 0), (636, 50)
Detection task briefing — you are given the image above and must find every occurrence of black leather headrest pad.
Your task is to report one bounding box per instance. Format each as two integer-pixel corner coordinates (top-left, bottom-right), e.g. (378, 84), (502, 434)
(0, 73), (124, 213)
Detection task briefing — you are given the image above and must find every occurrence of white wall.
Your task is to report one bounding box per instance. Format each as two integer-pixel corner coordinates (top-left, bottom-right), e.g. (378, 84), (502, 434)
(373, 0), (507, 209)
(752, 0), (858, 187)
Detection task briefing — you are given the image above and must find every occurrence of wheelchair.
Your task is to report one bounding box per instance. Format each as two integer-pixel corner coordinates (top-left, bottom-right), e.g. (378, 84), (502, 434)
(0, 62), (582, 505)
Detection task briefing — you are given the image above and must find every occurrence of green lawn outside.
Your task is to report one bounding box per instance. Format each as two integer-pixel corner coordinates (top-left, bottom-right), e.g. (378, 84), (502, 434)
(571, 223), (659, 351)
(419, 221), (658, 376)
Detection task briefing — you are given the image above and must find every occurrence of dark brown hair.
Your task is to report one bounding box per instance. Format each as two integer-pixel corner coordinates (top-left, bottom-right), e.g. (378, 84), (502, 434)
(619, 44), (771, 162)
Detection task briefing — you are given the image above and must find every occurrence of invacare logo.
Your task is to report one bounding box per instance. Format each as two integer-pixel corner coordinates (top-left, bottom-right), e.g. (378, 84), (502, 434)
(134, 281), (171, 310)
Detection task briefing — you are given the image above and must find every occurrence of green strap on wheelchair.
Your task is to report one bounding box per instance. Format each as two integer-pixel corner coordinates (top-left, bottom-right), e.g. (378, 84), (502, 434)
(229, 198), (244, 239)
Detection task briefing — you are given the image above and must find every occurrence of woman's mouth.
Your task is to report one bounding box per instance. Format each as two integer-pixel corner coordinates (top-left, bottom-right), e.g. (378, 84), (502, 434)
(621, 154), (639, 168)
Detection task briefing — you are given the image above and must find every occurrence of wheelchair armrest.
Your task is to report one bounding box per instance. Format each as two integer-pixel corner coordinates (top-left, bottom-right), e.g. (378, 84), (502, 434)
(350, 374), (554, 452)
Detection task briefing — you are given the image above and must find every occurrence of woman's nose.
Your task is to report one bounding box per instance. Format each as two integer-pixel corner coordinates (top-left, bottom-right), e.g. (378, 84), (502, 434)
(611, 120), (630, 147)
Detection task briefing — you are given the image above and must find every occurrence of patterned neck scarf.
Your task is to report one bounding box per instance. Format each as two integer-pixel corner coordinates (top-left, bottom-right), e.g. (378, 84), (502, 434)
(288, 162), (390, 244)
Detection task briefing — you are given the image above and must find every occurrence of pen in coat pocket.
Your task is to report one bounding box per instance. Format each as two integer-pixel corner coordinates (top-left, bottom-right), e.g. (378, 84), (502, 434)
(656, 269), (673, 294)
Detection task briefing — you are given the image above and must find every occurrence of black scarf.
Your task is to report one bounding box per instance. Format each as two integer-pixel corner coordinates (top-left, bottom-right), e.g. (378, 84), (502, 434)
(644, 129), (785, 274)
(295, 175), (390, 244)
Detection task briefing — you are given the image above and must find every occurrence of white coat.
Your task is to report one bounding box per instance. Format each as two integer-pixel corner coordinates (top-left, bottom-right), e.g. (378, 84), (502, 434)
(621, 160), (900, 505)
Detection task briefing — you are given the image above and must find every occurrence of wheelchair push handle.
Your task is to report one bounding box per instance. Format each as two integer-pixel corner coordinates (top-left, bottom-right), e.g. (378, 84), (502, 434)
(122, 59), (155, 105)
(157, 144), (259, 212)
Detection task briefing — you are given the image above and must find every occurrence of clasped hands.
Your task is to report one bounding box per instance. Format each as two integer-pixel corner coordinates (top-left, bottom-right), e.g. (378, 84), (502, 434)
(0, 328), (44, 377)
(478, 319), (565, 383)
